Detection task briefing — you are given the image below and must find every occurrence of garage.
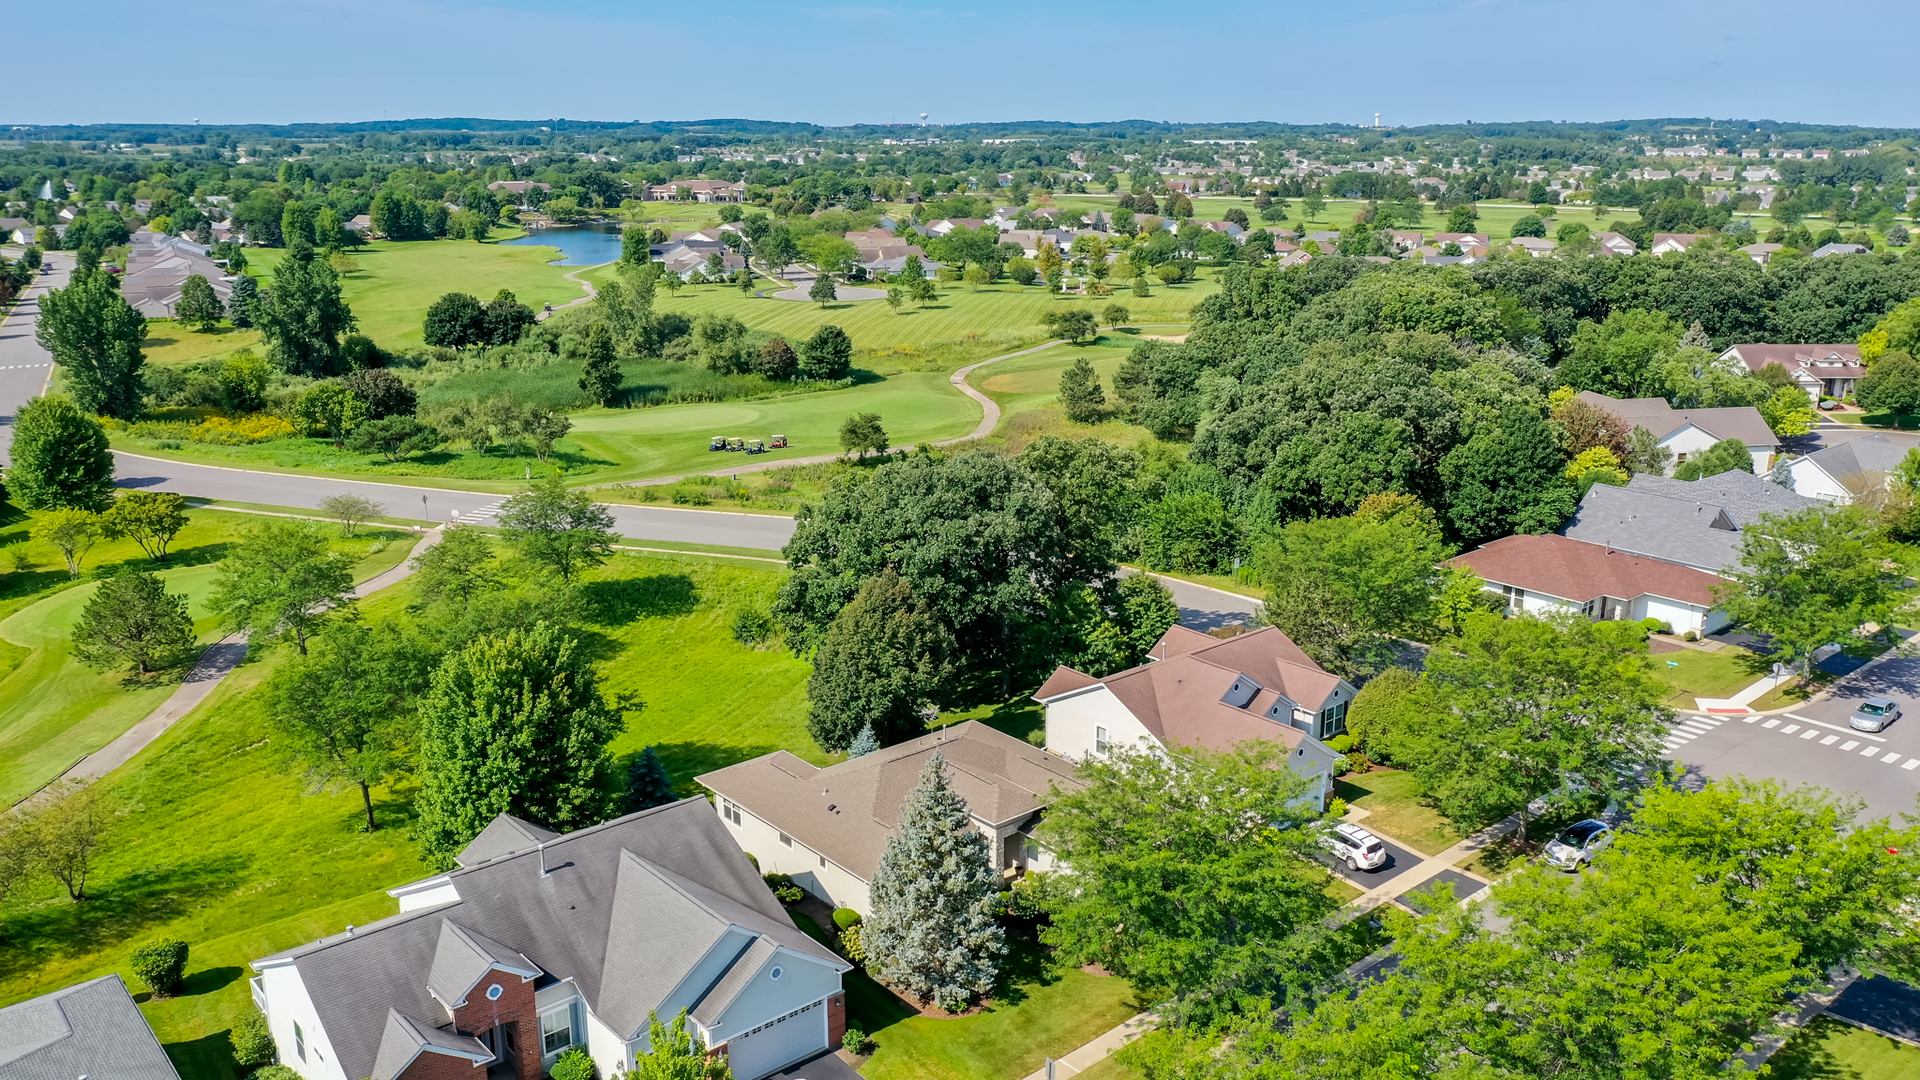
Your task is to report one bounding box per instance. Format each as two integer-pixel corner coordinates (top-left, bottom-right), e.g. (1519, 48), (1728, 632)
(724, 999), (827, 1080)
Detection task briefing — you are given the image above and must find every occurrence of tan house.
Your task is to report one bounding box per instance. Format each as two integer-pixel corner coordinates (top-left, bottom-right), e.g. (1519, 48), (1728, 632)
(1718, 343), (1864, 402)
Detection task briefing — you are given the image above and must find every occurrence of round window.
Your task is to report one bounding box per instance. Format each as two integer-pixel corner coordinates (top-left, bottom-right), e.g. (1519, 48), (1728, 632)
(486, 984), (504, 1001)
(769, 966), (784, 981)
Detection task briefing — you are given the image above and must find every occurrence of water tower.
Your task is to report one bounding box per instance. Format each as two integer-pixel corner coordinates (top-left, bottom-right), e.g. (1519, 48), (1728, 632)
(920, 112), (929, 126)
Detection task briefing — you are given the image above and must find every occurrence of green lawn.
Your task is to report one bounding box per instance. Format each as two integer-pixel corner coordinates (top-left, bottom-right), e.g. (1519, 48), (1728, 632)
(142, 322), (263, 366)
(1767, 1016), (1920, 1080)
(1654, 644), (1765, 709)
(860, 936), (1141, 1080)
(1043, 195), (1641, 241)
(0, 549), (818, 1080)
(0, 508), (419, 805)
(247, 235), (587, 351)
(583, 271), (1217, 351)
(1335, 769), (1462, 857)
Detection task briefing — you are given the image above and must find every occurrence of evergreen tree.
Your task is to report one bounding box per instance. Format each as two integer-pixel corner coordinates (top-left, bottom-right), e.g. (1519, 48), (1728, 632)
(806, 571), (953, 751)
(70, 567), (195, 675)
(864, 752), (1004, 1010)
(1058, 356), (1106, 423)
(415, 621), (622, 867)
(847, 725), (879, 758)
(7, 395), (115, 511)
(34, 269), (147, 419)
(578, 324), (623, 406)
(624, 746), (675, 812)
(227, 275), (258, 328)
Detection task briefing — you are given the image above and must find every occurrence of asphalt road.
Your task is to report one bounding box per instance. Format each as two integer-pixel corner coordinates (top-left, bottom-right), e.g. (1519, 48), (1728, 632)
(0, 255), (69, 463)
(1666, 660), (1920, 822)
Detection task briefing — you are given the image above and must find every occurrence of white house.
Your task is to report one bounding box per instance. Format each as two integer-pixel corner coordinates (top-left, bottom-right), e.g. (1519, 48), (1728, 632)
(249, 802), (849, 1080)
(698, 722), (1081, 916)
(1782, 434), (1910, 503)
(1034, 626), (1350, 807)
(1717, 343), (1865, 403)
(1577, 391), (1777, 474)
(1448, 533), (1731, 635)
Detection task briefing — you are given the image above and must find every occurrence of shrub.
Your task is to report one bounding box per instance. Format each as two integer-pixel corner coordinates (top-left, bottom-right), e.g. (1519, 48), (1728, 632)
(762, 872), (804, 903)
(130, 939), (190, 997)
(229, 1011), (277, 1067)
(1684, 630), (1699, 643)
(1327, 797), (1349, 818)
(253, 1067), (301, 1080)
(840, 923), (866, 963)
(832, 907), (863, 931)
(1325, 734), (1355, 755)
(842, 1027), (872, 1055)
(549, 1048), (594, 1080)
(744, 851), (759, 871)
(732, 608), (776, 646)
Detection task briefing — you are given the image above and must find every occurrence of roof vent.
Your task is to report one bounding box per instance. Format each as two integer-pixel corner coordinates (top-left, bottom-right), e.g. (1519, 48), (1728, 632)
(1220, 675), (1260, 709)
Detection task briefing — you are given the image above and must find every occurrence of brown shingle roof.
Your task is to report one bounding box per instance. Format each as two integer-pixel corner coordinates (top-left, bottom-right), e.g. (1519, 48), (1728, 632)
(696, 723), (1081, 882)
(1446, 533), (1725, 607)
(1576, 391), (1776, 448)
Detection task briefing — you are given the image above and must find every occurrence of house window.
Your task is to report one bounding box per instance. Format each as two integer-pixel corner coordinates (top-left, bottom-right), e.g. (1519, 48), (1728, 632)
(540, 1005), (575, 1056)
(722, 800), (742, 826)
(1501, 585), (1523, 610)
(294, 1021), (307, 1062)
(1095, 726), (1110, 754)
(819, 854), (827, 868)
(779, 832), (793, 847)
(1318, 700), (1348, 740)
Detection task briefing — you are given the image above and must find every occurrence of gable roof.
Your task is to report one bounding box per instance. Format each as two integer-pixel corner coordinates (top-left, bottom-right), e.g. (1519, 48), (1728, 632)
(697, 723), (1081, 884)
(1561, 471), (1819, 572)
(369, 1010), (490, 1080)
(1038, 627), (1348, 754)
(1719, 343), (1866, 380)
(254, 800), (844, 1080)
(456, 813), (558, 868)
(1448, 533), (1725, 607)
(1576, 391), (1776, 448)
(426, 921), (540, 1009)
(0, 976), (180, 1080)
(1794, 434), (1911, 495)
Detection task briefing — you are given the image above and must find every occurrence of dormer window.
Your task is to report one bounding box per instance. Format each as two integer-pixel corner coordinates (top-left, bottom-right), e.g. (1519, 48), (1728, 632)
(1220, 675), (1260, 708)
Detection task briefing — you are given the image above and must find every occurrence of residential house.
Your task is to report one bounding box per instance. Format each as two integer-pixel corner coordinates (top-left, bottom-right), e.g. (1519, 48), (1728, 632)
(56, 204), (84, 223)
(1507, 236), (1557, 258)
(486, 180), (552, 197)
(1738, 242), (1784, 265)
(925, 218), (986, 236)
(1448, 533), (1730, 635)
(1651, 233), (1703, 255)
(1577, 390), (1777, 474)
(1386, 230), (1424, 252)
(1810, 242), (1871, 258)
(0, 216), (26, 238)
(1197, 220), (1242, 237)
(133, 199), (153, 215)
(1782, 434), (1911, 504)
(248, 801), (850, 1080)
(1423, 253), (1479, 266)
(1591, 231), (1639, 256)
(1034, 626), (1351, 808)
(644, 180), (745, 203)
(997, 229), (1043, 258)
(1432, 232), (1490, 250)
(1304, 229), (1342, 247)
(344, 214), (373, 233)
(698, 723), (1081, 917)
(0, 975), (182, 1080)
(1717, 343), (1864, 402)
(1561, 470), (1819, 573)
(120, 231), (235, 318)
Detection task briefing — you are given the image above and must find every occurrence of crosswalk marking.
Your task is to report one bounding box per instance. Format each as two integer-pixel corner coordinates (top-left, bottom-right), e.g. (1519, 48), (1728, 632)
(1762, 719), (1781, 729)
(1781, 724), (1801, 734)
(1820, 734), (1840, 745)
(1883, 752), (1903, 763)
(1842, 740), (1860, 751)
(1864, 745), (1884, 756)
(1905, 759), (1920, 771)
(1800, 728), (1822, 739)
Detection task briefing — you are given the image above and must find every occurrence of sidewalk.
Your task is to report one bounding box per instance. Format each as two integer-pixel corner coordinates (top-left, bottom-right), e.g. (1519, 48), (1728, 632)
(1016, 1013), (1154, 1080)
(1346, 812), (1514, 915)
(1695, 668), (1797, 713)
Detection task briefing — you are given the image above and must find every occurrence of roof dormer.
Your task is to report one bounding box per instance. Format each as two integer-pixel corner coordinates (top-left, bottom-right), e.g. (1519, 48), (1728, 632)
(1220, 674), (1260, 708)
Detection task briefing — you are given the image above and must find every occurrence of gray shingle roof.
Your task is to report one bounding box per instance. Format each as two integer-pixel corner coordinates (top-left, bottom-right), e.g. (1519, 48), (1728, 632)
(1561, 471), (1819, 572)
(456, 813), (558, 868)
(370, 1010), (490, 1080)
(426, 921), (539, 1009)
(1795, 435), (1911, 495)
(257, 800), (845, 1080)
(0, 975), (180, 1080)
(691, 938), (779, 1028)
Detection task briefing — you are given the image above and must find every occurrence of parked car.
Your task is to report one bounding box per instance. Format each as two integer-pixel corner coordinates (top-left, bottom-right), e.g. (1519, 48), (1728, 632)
(1543, 819), (1614, 871)
(1319, 822), (1387, 872)
(1851, 697), (1902, 732)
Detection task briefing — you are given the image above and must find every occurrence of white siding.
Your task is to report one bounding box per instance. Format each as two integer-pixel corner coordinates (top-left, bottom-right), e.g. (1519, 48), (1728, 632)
(1634, 594), (1712, 635)
(714, 799), (873, 914)
(709, 952), (843, 1046)
(1044, 687), (1159, 760)
(254, 962), (350, 1080)
(389, 876), (460, 912)
(1658, 424), (1771, 475)
(656, 929), (757, 1023)
(1786, 458), (1854, 503)
(582, 1005), (630, 1080)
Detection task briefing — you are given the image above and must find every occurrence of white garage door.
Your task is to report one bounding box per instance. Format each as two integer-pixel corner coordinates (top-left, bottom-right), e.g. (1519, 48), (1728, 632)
(725, 1000), (827, 1080)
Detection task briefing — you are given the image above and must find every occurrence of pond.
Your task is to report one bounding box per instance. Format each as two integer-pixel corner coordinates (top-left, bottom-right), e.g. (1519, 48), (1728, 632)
(501, 223), (625, 266)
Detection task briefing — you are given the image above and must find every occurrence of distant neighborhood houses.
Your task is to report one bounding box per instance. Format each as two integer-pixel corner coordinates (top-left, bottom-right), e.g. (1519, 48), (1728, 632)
(1717, 343), (1865, 402)
(643, 179), (746, 203)
(1577, 390), (1777, 475)
(121, 229), (237, 319)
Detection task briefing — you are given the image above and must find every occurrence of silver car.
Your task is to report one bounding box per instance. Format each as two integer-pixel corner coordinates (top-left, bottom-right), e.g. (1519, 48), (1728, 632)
(1543, 819), (1613, 871)
(1850, 697), (1901, 733)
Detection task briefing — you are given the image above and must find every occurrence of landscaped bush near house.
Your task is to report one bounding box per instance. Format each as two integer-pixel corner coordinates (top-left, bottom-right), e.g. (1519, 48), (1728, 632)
(229, 1010), (278, 1068)
(252, 1066), (301, 1080)
(763, 872), (804, 903)
(549, 1047), (594, 1080)
(130, 939), (190, 997)
(842, 1026), (872, 1055)
(832, 907), (862, 931)
(839, 923), (866, 963)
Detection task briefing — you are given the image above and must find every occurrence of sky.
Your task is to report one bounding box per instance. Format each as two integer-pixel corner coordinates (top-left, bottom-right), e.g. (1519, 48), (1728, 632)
(14, 0), (1920, 130)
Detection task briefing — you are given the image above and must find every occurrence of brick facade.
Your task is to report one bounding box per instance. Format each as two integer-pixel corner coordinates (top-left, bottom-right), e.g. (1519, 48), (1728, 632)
(447, 967), (543, 1080)
(825, 994), (847, 1047)
(395, 1048), (490, 1080)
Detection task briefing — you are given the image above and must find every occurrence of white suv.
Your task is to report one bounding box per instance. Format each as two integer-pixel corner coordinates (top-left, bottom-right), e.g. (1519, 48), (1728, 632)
(1320, 822), (1388, 871)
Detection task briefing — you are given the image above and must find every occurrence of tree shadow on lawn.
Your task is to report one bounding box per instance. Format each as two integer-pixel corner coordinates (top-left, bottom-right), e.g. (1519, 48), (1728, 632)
(649, 741), (783, 797)
(165, 1029), (246, 1080)
(178, 964), (245, 997)
(579, 573), (699, 626)
(0, 853), (252, 983)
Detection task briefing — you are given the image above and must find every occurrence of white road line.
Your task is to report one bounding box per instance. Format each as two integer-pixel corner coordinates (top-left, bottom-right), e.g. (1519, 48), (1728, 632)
(1781, 724), (1801, 734)
(1762, 719), (1782, 729)
(1800, 728), (1822, 739)
(1882, 752), (1903, 763)
(1680, 721), (1716, 734)
(1906, 759), (1920, 771)
(1741, 715), (1759, 723)
(1842, 740), (1860, 751)
(1820, 735), (1840, 745)
(1864, 745), (1885, 756)
(1784, 714), (1888, 741)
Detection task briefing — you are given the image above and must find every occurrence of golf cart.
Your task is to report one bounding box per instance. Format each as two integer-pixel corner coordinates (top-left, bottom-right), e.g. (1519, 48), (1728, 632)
(746, 439), (765, 454)
(709, 436), (727, 451)
(726, 437), (746, 452)
(770, 434), (789, 448)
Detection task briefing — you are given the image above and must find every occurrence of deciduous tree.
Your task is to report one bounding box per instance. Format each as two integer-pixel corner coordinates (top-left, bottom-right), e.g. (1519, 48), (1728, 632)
(207, 519), (357, 654)
(578, 324), (623, 406)
(1716, 506), (1905, 676)
(175, 273), (225, 331)
(35, 270), (147, 419)
(497, 473), (618, 583)
(806, 570), (954, 751)
(410, 525), (502, 608)
(838, 412), (888, 458)
(254, 242), (357, 377)
(71, 567), (195, 675)
(799, 324), (854, 380)
(319, 493), (384, 536)
(7, 396), (115, 511)
(31, 507), (105, 578)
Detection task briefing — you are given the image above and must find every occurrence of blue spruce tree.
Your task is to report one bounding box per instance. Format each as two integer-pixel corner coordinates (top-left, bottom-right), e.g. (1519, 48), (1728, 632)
(864, 751), (1003, 1010)
(847, 725), (879, 758)
(624, 746), (675, 813)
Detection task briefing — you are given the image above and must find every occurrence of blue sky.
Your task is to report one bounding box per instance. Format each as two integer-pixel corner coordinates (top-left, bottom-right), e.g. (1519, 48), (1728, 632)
(14, 0), (1920, 129)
